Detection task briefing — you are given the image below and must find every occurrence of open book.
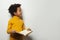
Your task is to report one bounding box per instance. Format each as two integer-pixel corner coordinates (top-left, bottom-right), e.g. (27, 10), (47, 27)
(18, 29), (32, 36)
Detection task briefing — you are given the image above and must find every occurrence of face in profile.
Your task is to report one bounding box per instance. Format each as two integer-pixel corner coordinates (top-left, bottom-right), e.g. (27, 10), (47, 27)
(14, 7), (22, 17)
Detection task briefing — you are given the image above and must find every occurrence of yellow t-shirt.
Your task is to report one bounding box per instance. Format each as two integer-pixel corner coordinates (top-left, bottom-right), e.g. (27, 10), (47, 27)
(7, 16), (25, 34)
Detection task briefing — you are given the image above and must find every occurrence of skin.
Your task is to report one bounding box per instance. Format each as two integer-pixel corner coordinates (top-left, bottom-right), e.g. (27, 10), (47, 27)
(14, 7), (22, 17)
(11, 7), (31, 34)
(11, 7), (22, 34)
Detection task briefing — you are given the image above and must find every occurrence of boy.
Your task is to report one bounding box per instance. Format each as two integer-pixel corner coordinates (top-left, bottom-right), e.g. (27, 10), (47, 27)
(7, 4), (30, 40)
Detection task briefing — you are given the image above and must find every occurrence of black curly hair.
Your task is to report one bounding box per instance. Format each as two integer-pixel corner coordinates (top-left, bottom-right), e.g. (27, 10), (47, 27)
(8, 4), (21, 16)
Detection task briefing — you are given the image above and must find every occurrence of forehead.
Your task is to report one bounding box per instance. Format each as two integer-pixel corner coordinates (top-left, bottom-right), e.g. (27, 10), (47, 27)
(17, 7), (21, 10)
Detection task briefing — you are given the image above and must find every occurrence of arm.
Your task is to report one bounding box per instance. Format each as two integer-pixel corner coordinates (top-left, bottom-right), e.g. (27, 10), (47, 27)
(7, 21), (12, 34)
(22, 23), (25, 30)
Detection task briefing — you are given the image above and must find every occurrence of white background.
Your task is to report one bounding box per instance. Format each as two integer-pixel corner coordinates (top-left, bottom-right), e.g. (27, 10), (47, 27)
(0, 0), (60, 40)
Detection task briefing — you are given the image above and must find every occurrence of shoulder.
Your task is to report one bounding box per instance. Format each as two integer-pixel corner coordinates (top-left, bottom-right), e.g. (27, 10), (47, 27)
(8, 17), (13, 23)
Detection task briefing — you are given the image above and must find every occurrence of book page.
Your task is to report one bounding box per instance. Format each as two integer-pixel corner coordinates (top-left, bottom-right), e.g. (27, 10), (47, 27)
(18, 29), (32, 36)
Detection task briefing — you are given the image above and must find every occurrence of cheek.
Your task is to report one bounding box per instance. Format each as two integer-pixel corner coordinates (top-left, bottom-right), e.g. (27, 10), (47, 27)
(18, 11), (22, 15)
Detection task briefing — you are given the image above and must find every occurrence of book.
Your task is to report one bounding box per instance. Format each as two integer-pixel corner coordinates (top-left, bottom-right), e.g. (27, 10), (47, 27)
(18, 29), (32, 36)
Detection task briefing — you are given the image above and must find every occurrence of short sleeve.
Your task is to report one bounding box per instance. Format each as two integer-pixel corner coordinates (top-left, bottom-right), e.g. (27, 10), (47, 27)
(7, 20), (12, 34)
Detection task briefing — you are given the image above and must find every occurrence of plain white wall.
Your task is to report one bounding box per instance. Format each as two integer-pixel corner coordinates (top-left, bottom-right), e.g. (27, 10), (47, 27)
(0, 0), (60, 40)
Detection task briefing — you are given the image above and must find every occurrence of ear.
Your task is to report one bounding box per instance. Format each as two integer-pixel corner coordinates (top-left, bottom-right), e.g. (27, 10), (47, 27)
(14, 12), (17, 15)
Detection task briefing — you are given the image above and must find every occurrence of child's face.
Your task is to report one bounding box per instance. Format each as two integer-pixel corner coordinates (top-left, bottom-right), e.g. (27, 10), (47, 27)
(14, 7), (22, 17)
